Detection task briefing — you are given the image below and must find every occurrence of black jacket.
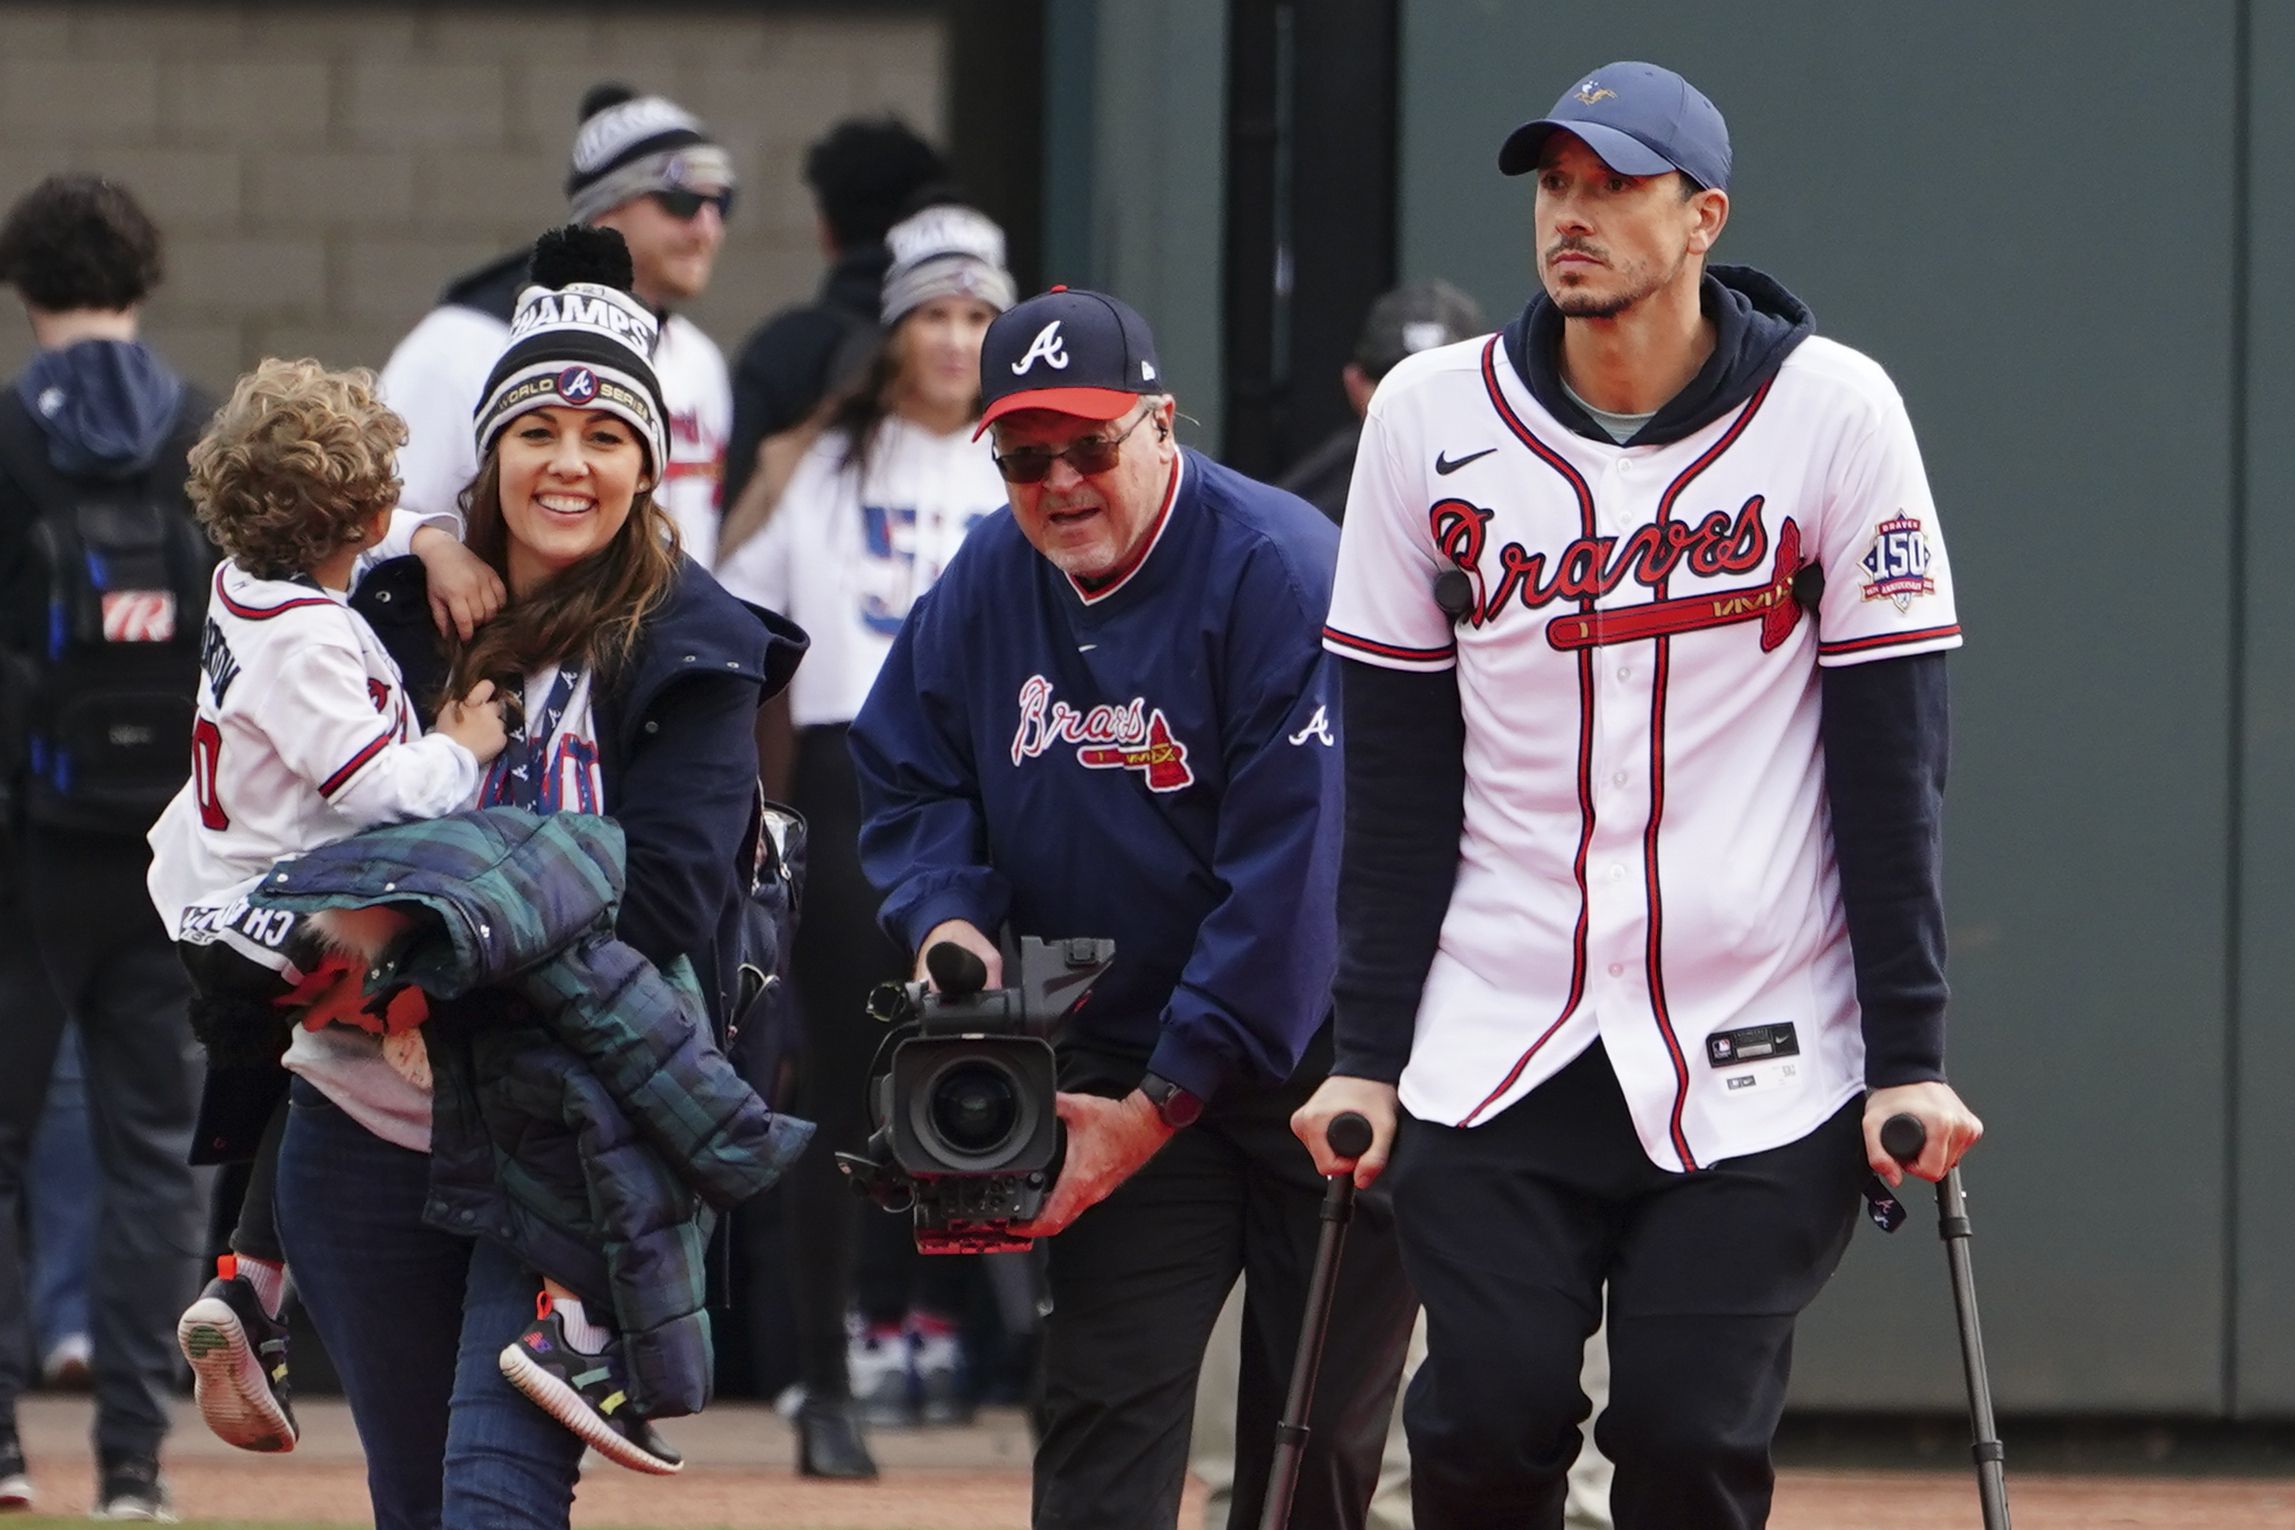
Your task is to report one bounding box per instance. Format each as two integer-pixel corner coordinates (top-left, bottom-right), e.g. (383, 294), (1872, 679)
(353, 553), (808, 1033)
(721, 244), (888, 508)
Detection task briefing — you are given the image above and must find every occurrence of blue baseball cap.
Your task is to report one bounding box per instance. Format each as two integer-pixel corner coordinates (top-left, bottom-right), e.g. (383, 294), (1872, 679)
(976, 285), (1164, 438)
(1498, 62), (1731, 192)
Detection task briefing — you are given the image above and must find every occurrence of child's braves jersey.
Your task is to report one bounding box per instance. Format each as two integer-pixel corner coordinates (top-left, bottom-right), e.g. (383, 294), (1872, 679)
(1324, 330), (1960, 1171)
(851, 450), (1342, 1101)
(147, 555), (480, 972)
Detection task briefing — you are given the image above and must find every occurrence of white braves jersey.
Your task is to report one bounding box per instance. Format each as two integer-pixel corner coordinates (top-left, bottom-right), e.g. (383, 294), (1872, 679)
(381, 305), (732, 567)
(714, 417), (1004, 728)
(147, 540), (480, 972)
(1324, 332), (1960, 1170)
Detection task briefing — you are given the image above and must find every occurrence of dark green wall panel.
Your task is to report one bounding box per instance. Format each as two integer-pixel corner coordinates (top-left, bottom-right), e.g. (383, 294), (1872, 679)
(2233, 0), (2295, 1418)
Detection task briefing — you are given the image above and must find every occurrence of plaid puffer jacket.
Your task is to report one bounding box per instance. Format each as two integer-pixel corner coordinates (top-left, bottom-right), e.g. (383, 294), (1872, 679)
(251, 806), (813, 1417)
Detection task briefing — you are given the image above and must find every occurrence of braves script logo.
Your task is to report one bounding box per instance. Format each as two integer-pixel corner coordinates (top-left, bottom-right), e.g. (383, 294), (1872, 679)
(1012, 675), (1194, 792)
(1860, 513), (1935, 610)
(1012, 321), (1070, 375)
(1428, 496), (1812, 653)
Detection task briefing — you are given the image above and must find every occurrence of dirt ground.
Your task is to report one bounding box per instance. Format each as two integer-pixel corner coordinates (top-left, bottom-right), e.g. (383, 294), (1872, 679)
(17, 1396), (2295, 1528)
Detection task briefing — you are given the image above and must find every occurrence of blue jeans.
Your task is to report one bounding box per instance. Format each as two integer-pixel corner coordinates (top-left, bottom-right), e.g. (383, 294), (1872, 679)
(29, 1025), (98, 1355)
(275, 1080), (581, 1530)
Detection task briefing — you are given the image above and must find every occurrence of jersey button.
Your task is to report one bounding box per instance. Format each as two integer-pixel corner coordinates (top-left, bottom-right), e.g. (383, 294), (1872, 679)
(1607, 863), (1626, 882)
(1611, 771), (1629, 786)
(1608, 962), (1625, 977)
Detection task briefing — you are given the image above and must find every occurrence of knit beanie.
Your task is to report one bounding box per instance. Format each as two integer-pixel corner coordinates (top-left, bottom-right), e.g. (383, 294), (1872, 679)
(565, 83), (734, 225)
(879, 203), (1016, 327)
(471, 226), (669, 474)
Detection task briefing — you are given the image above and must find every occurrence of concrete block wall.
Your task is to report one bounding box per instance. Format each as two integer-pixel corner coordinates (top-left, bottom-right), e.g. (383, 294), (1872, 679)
(0, 2), (948, 393)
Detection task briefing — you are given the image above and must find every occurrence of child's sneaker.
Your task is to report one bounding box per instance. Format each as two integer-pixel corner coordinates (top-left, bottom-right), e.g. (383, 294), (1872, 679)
(177, 1260), (297, 1453)
(498, 1297), (681, 1476)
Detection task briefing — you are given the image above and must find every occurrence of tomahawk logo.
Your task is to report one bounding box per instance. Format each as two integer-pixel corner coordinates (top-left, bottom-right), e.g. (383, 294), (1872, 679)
(1012, 320), (1070, 375)
(1011, 675), (1195, 792)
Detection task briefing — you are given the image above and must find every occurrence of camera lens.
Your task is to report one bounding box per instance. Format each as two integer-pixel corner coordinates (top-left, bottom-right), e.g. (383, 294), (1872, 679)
(930, 1062), (1021, 1156)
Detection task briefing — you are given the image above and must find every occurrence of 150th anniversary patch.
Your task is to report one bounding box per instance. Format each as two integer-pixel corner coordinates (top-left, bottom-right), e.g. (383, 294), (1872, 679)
(1860, 512), (1936, 610)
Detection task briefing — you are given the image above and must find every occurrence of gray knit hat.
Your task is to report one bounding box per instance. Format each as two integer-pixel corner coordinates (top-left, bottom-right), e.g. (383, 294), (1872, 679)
(879, 204), (1016, 327)
(565, 83), (734, 225)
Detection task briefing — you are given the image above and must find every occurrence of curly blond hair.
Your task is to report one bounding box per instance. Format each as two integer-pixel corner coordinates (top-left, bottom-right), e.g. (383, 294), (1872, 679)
(188, 358), (406, 580)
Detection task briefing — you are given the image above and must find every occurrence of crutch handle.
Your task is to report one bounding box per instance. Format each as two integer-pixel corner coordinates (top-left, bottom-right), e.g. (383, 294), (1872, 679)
(1881, 1112), (1926, 1165)
(1326, 1111), (1373, 1162)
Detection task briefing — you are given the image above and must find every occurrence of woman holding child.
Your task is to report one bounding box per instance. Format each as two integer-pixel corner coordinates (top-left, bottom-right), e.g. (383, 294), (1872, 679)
(148, 227), (804, 1530)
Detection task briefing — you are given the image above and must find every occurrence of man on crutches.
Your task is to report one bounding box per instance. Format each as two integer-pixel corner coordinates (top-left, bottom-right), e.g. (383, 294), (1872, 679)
(1293, 59), (1984, 1529)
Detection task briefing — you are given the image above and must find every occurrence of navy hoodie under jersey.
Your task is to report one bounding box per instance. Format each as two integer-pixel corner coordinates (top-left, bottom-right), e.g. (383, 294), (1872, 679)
(850, 449), (1341, 1102)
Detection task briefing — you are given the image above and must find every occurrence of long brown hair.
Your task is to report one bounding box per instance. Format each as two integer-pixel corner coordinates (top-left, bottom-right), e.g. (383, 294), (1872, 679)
(440, 449), (683, 707)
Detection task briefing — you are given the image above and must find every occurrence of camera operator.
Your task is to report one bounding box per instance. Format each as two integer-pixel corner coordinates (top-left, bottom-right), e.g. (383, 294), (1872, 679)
(850, 287), (1414, 1530)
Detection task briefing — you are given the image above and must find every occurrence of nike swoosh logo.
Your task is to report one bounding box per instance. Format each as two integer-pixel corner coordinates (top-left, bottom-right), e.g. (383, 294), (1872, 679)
(1434, 447), (1497, 475)
(1077, 644), (1098, 653)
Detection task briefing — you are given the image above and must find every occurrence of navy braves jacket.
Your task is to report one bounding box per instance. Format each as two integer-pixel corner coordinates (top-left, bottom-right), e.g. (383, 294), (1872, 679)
(849, 449), (1342, 1102)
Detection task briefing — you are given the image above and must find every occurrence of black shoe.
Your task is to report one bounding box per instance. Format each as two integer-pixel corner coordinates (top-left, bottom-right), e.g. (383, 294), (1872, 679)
(498, 1303), (681, 1476)
(0, 1431), (32, 1512)
(91, 1453), (174, 1523)
(797, 1397), (879, 1480)
(178, 1265), (298, 1453)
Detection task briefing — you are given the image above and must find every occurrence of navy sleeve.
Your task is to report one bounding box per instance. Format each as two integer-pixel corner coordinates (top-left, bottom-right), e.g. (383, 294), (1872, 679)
(1330, 658), (1465, 1083)
(613, 673), (764, 972)
(1820, 651), (1951, 1087)
(1144, 554), (1343, 1101)
(849, 588), (1013, 953)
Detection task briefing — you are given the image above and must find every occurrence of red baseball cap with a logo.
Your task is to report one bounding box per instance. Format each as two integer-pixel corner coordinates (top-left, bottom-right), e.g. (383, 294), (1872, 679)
(974, 286), (1164, 438)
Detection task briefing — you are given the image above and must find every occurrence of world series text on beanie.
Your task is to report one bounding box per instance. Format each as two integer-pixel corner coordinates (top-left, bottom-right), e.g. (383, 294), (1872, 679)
(471, 226), (671, 475)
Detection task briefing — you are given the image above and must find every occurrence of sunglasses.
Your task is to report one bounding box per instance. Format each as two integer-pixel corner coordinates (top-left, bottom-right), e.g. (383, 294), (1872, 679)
(991, 406), (1157, 484)
(648, 187), (735, 222)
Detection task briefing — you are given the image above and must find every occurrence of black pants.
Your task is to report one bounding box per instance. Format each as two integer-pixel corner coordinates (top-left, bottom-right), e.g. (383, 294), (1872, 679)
(1391, 1041), (1865, 1530)
(781, 723), (967, 1397)
(1034, 1038), (1416, 1530)
(0, 830), (206, 1457)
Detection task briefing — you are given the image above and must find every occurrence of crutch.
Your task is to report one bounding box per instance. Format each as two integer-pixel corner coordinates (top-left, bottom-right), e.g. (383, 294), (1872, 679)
(1882, 1113), (2011, 1530)
(1259, 1110), (1374, 1530)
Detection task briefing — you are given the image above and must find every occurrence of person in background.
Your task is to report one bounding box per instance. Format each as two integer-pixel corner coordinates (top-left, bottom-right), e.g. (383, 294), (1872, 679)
(1277, 279), (1485, 524)
(721, 117), (949, 513)
(0, 171), (212, 1522)
(380, 82), (737, 566)
(716, 202), (1015, 1480)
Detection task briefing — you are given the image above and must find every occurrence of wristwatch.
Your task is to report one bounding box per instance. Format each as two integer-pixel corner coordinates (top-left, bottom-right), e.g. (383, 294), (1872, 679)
(1138, 1071), (1205, 1130)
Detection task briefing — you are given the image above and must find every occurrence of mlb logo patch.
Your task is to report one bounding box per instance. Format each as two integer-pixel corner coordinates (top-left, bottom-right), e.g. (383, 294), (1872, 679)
(101, 589), (176, 643)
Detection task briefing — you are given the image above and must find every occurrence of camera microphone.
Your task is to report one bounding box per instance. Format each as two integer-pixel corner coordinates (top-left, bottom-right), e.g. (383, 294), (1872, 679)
(925, 941), (990, 999)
